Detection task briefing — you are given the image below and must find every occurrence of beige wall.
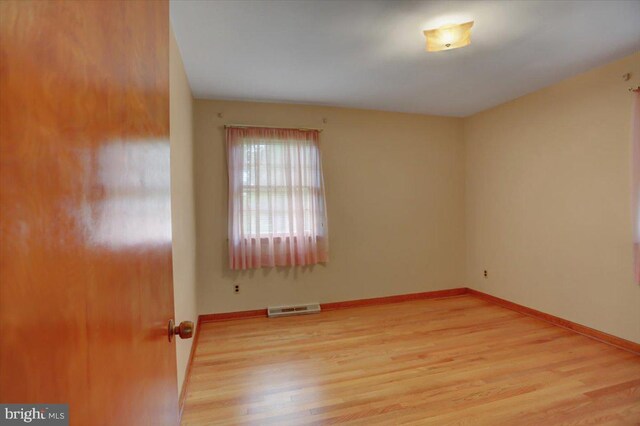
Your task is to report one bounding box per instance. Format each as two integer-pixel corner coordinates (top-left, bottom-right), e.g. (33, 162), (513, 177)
(189, 53), (639, 343)
(465, 52), (640, 343)
(170, 28), (197, 393)
(194, 100), (465, 314)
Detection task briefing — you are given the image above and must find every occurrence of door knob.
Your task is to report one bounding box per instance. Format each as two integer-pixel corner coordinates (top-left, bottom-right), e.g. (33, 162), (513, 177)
(168, 320), (194, 341)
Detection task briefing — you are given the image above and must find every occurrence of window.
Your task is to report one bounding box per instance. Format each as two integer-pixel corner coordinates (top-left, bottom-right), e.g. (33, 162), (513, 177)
(226, 126), (329, 270)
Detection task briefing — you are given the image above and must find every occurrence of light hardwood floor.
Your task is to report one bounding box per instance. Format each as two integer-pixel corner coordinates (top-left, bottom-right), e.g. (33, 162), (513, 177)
(181, 295), (640, 425)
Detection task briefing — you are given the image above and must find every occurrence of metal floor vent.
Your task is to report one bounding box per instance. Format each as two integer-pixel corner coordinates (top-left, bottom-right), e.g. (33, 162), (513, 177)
(267, 303), (321, 318)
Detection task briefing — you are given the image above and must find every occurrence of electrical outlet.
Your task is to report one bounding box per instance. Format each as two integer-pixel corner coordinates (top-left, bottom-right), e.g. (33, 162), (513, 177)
(483, 270), (488, 278)
(234, 284), (240, 293)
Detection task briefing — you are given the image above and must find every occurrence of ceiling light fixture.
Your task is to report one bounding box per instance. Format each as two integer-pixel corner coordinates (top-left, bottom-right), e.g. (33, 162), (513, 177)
(423, 21), (474, 52)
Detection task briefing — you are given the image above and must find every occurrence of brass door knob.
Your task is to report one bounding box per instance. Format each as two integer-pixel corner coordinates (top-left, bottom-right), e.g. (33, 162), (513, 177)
(168, 320), (194, 341)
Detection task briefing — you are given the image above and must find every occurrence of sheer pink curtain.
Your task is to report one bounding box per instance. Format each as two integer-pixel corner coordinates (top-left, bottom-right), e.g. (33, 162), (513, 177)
(632, 90), (640, 283)
(226, 127), (329, 270)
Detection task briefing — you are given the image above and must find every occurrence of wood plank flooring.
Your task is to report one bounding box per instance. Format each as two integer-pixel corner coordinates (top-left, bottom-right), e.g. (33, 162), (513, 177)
(181, 295), (640, 425)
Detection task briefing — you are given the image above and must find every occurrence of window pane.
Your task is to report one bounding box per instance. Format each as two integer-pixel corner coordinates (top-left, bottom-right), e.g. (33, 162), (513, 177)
(238, 139), (322, 236)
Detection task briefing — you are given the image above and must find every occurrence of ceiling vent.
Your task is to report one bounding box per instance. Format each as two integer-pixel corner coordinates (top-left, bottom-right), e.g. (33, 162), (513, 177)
(267, 303), (321, 318)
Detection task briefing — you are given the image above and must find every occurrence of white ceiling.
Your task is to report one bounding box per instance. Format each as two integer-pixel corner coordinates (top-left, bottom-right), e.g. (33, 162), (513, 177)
(170, 0), (640, 117)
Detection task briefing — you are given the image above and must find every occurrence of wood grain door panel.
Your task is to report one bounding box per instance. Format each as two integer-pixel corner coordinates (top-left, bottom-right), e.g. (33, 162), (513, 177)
(0, 1), (177, 424)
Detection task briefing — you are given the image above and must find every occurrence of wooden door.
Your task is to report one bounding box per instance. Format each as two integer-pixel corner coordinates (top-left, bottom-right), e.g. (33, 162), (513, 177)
(0, 1), (178, 425)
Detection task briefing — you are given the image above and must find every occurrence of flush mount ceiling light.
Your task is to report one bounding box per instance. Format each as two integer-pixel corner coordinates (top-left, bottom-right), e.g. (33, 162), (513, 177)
(423, 21), (474, 52)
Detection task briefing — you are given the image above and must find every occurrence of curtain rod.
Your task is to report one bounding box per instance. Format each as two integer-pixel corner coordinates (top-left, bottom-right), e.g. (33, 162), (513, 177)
(224, 124), (323, 132)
